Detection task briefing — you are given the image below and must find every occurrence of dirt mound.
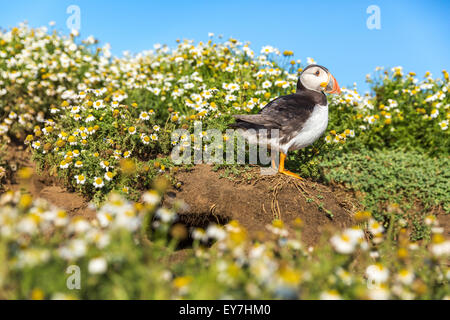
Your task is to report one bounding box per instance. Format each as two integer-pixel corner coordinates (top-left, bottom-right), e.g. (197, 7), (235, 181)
(2, 146), (95, 219)
(166, 164), (357, 246)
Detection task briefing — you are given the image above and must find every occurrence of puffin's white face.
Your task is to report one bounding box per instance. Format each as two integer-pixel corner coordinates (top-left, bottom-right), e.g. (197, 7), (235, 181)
(300, 66), (341, 94)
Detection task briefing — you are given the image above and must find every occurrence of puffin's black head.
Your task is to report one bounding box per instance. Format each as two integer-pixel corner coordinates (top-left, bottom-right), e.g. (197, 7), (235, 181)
(296, 64), (341, 95)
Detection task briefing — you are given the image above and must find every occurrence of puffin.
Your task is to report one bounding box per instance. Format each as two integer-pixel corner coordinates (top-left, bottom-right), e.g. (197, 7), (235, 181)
(230, 64), (341, 179)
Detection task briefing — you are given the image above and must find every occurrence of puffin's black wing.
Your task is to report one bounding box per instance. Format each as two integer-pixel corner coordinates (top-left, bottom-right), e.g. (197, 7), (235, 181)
(230, 94), (318, 143)
(259, 94), (315, 122)
(230, 114), (282, 130)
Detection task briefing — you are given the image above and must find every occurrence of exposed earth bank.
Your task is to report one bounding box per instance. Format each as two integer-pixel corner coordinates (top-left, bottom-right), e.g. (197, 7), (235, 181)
(166, 164), (357, 246)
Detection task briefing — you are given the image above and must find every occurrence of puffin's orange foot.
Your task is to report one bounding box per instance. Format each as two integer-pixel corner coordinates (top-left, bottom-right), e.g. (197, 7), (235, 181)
(279, 169), (303, 180)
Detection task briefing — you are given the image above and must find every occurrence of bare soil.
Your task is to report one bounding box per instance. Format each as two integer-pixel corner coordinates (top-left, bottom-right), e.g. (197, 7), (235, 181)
(2, 145), (95, 219)
(166, 164), (357, 246)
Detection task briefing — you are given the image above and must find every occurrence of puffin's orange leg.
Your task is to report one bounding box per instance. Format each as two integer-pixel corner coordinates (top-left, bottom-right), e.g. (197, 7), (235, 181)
(278, 152), (303, 180)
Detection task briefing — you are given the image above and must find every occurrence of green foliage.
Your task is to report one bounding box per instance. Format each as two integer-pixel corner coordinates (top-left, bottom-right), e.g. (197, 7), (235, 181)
(320, 149), (450, 238)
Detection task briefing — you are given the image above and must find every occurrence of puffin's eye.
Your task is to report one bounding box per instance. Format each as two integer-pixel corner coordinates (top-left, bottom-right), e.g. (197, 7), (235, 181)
(315, 70), (320, 76)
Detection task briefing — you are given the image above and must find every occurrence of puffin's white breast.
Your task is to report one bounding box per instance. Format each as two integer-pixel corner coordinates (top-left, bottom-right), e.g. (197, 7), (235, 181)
(283, 104), (328, 153)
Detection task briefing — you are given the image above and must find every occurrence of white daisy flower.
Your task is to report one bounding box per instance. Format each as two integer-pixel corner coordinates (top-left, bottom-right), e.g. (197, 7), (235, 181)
(225, 94), (236, 102)
(128, 126), (137, 135)
(32, 141), (41, 149)
(139, 111), (150, 120)
(306, 57), (316, 65)
(366, 264), (389, 283)
(75, 174), (86, 185)
(368, 219), (385, 235)
(100, 161), (111, 170)
(396, 269), (415, 285)
(155, 208), (176, 223)
(104, 171), (114, 181)
(93, 177), (104, 188)
(330, 233), (355, 254)
(88, 257), (107, 274)
(93, 100), (104, 110)
(59, 160), (70, 169)
(141, 135), (150, 145)
(262, 80), (272, 89)
(123, 151), (131, 158)
(142, 190), (160, 205)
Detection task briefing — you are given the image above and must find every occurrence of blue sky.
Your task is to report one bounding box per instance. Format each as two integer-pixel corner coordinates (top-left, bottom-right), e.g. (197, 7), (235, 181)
(1, 0), (449, 92)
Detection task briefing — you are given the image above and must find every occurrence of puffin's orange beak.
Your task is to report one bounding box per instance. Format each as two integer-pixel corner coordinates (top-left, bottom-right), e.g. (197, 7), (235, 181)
(325, 74), (341, 94)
